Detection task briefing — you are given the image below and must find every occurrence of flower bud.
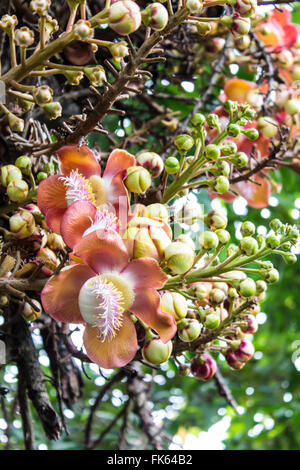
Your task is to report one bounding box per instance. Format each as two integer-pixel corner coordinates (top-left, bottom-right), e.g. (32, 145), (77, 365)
(266, 234), (280, 249)
(215, 229), (230, 245)
(22, 300), (42, 322)
(63, 70), (84, 86)
(15, 27), (34, 47)
(177, 318), (201, 342)
(125, 166), (151, 193)
(142, 203), (169, 222)
(42, 101), (62, 120)
(73, 19), (93, 40)
(125, 217), (171, 261)
(276, 49), (293, 70)
(262, 268), (279, 284)
(36, 247), (57, 271)
(206, 114), (220, 129)
(7, 179), (29, 202)
(190, 282), (211, 302)
(231, 14), (251, 37)
(228, 287), (239, 298)
(141, 3), (168, 31)
(226, 245), (240, 258)
(209, 288), (226, 305)
(241, 314), (258, 334)
(191, 353), (217, 381)
(204, 311), (220, 329)
(142, 337), (172, 364)
(37, 172), (48, 182)
(34, 85), (53, 105)
(221, 141), (238, 156)
(282, 252), (297, 265)
(161, 292), (187, 322)
(164, 157), (180, 174)
(0, 15), (18, 31)
(15, 156), (32, 175)
(235, 34), (251, 49)
(178, 364), (191, 376)
(9, 209), (35, 239)
(256, 279), (267, 293)
(241, 221), (255, 237)
(84, 66), (106, 86)
(8, 113), (24, 132)
(269, 218), (282, 233)
(212, 176), (230, 194)
(257, 116), (278, 138)
(285, 99), (300, 116)
(186, 0), (203, 13)
(240, 236), (258, 256)
(198, 231), (219, 250)
(174, 134), (194, 152)
(191, 113), (205, 127)
(196, 21), (212, 35)
(231, 151), (249, 167)
(238, 277), (256, 297)
(30, 0), (51, 14)
(227, 123), (240, 137)
(0, 295), (9, 308)
(234, 0), (257, 17)
(226, 349), (245, 370)
(205, 144), (221, 161)
(176, 234), (195, 250)
(242, 128), (259, 140)
(108, 1), (142, 35)
(204, 210), (227, 231)
(47, 233), (65, 251)
(136, 151), (164, 177)
(1, 165), (23, 187)
(165, 242), (195, 274)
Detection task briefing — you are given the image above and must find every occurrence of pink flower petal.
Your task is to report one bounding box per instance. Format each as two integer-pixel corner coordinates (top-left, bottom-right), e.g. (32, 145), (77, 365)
(121, 258), (168, 290)
(73, 229), (129, 274)
(235, 175), (271, 209)
(41, 264), (94, 323)
(45, 207), (66, 234)
(61, 201), (97, 249)
(37, 175), (67, 214)
(131, 289), (177, 343)
(58, 145), (101, 178)
(103, 149), (135, 180)
(83, 312), (138, 368)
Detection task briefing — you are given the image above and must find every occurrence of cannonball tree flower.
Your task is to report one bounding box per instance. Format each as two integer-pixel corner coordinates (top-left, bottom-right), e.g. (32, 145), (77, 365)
(41, 230), (177, 368)
(256, 8), (298, 52)
(37, 146), (135, 233)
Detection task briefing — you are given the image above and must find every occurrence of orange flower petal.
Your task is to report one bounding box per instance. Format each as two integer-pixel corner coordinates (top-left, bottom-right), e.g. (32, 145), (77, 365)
(45, 207), (66, 234)
(58, 145), (101, 178)
(73, 229), (129, 274)
(105, 171), (131, 226)
(83, 313), (138, 368)
(41, 264), (94, 323)
(61, 201), (97, 249)
(37, 175), (67, 214)
(131, 289), (177, 343)
(235, 175), (271, 209)
(224, 78), (255, 103)
(121, 258), (168, 290)
(103, 149), (135, 180)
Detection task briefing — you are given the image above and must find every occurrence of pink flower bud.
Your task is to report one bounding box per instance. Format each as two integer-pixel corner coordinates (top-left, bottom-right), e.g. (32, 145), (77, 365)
(108, 1), (141, 36)
(141, 3), (168, 31)
(241, 314), (258, 334)
(231, 14), (251, 37)
(22, 300), (42, 322)
(191, 353), (217, 381)
(136, 151), (164, 177)
(234, 0), (257, 18)
(227, 338), (254, 369)
(9, 209), (36, 239)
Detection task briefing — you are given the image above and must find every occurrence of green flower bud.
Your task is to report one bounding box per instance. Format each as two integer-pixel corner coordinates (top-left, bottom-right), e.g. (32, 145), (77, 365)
(63, 70), (84, 86)
(165, 242), (195, 274)
(204, 210), (227, 231)
(37, 172), (48, 182)
(30, 0), (51, 15)
(34, 85), (53, 105)
(215, 229), (230, 245)
(241, 221), (255, 237)
(257, 116), (278, 138)
(84, 66), (106, 86)
(190, 113), (205, 127)
(262, 268), (279, 284)
(8, 113), (24, 132)
(223, 99), (238, 114)
(266, 234), (280, 249)
(241, 106), (256, 120)
(174, 134), (194, 152)
(213, 161), (230, 177)
(256, 280), (267, 293)
(227, 123), (240, 137)
(238, 117), (248, 126)
(286, 226), (299, 243)
(240, 236), (258, 256)
(37, 247), (57, 271)
(196, 21), (212, 35)
(15, 156), (32, 175)
(238, 278), (256, 297)
(1, 165), (23, 187)
(177, 318), (201, 342)
(228, 287), (239, 298)
(231, 151), (249, 167)
(285, 99), (300, 116)
(204, 312), (220, 329)
(212, 176), (230, 194)
(221, 141), (238, 156)
(47, 233), (65, 251)
(7, 179), (29, 202)
(269, 218), (282, 233)
(242, 128), (259, 141)
(161, 291), (188, 322)
(141, 3), (168, 31)
(143, 203), (168, 221)
(198, 231), (219, 250)
(0, 295), (9, 308)
(186, 0), (203, 13)
(205, 144), (221, 161)
(226, 244), (240, 257)
(42, 101), (62, 120)
(9, 209), (35, 239)
(232, 14), (251, 37)
(73, 19), (93, 40)
(209, 288), (226, 305)
(282, 252), (297, 265)
(142, 337), (172, 364)
(176, 234), (195, 250)
(164, 157), (180, 174)
(125, 166), (151, 193)
(206, 113), (220, 129)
